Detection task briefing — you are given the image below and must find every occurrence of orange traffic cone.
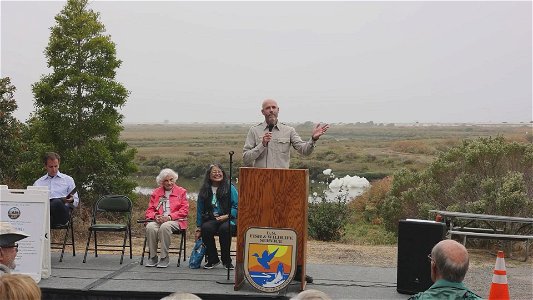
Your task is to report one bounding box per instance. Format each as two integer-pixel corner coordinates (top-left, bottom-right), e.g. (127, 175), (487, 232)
(488, 251), (510, 300)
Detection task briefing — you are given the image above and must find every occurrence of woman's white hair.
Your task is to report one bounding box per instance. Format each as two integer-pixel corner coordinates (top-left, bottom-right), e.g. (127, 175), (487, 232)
(156, 168), (179, 185)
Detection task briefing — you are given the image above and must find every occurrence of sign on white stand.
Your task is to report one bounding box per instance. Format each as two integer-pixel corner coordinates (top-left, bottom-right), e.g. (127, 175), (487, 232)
(0, 185), (51, 282)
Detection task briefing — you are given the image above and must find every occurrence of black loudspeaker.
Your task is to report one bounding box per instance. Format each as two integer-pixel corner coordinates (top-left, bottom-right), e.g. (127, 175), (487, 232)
(397, 219), (446, 295)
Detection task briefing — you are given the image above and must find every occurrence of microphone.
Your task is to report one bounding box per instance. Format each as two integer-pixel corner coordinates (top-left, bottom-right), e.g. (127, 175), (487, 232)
(266, 123), (274, 147)
(265, 124), (274, 168)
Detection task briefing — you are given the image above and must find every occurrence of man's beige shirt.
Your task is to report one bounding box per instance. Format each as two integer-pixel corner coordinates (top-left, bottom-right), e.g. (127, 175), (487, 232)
(243, 121), (316, 168)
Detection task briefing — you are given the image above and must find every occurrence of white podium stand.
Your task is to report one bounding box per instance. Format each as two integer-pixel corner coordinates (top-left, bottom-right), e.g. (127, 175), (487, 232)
(0, 185), (51, 282)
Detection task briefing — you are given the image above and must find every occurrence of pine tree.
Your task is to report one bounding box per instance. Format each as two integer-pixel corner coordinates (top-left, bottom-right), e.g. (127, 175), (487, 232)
(30, 0), (137, 203)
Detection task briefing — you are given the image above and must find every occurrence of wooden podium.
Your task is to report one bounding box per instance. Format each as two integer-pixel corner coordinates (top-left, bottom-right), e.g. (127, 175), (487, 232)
(235, 167), (309, 291)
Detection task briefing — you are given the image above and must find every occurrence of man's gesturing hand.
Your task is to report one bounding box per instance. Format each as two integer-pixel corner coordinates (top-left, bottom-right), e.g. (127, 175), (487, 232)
(312, 123), (329, 141)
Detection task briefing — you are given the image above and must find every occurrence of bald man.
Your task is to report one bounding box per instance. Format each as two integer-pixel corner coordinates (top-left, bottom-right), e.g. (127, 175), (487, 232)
(243, 99), (329, 168)
(408, 240), (482, 299)
(243, 99), (329, 283)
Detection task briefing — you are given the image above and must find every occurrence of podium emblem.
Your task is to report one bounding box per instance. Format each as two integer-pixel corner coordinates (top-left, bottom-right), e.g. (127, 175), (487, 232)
(244, 227), (297, 292)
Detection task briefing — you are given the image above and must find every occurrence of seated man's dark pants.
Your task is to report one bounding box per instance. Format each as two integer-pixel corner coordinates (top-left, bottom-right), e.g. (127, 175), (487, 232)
(50, 198), (71, 226)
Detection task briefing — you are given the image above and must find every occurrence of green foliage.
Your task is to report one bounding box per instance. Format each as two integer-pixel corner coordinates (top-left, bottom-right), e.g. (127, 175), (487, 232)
(0, 77), (25, 186)
(355, 172), (389, 181)
(291, 159), (329, 180)
(382, 136), (533, 232)
(391, 140), (436, 155)
(344, 177), (397, 244)
(350, 176), (392, 224)
(308, 192), (350, 241)
(27, 0), (137, 206)
(343, 222), (397, 245)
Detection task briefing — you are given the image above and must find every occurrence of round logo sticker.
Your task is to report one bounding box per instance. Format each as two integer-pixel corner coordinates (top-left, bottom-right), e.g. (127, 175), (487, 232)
(7, 207), (21, 219)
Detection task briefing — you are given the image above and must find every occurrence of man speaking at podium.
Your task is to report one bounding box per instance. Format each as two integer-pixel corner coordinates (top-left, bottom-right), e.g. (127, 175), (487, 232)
(243, 99), (329, 283)
(243, 99), (329, 169)
(33, 152), (79, 227)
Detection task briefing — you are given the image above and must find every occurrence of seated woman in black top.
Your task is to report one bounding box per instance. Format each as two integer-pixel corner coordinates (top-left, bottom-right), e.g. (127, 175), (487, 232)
(195, 164), (238, 270)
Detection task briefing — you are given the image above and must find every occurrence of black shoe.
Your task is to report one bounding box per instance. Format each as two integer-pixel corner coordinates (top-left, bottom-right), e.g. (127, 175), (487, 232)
(224, 263), (235, 270)
(294, 273), (313, 283)
(305, 274), (313, 283)
(203, 261), (221, 269)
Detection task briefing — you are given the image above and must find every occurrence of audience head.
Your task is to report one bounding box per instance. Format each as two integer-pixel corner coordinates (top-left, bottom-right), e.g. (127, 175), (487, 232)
(0, 222), (29, 270)
(430, 239), (469, 282)
(290, 289), (331, 300)
(0, 274), (41, 300)
(42, 152), (61, 177)
(156, 168), (179, 191)
(261, 99), (279, 126)
(160, 292), (202, 300)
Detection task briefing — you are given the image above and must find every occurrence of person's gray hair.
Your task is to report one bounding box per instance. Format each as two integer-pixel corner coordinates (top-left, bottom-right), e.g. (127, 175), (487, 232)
(160, 292), (201, 300)
(432, 240), (469, 282)
(156, 168), (179, 185)
(290, 289), (331, 300)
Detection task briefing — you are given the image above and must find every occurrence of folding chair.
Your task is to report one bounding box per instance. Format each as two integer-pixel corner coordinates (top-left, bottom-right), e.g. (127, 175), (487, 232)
(83, 195), (133, 264)
(50, 207), (76, 262)
(138, 219), (187, 267)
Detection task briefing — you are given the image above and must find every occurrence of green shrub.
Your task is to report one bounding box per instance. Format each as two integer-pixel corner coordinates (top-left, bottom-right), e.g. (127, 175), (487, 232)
(343, 222), (397, 245)
(382, 136), (533, 232)
(308, 193), (350, 241)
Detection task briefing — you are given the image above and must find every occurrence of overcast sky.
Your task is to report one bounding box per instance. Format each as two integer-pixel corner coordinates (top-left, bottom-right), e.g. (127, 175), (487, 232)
(1, 0), (532, 124)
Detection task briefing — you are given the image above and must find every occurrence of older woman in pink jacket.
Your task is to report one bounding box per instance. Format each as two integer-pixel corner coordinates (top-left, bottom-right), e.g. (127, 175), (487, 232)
(144, 168), (189, 268)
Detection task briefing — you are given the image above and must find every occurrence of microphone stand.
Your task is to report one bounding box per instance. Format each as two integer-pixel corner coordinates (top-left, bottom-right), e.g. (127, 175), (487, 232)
(265, 143), (269, 168)
(217, 150), (234, 285)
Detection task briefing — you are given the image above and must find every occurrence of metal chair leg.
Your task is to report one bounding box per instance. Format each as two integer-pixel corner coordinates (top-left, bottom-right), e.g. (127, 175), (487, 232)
(120, 230), (127, 264)
(94, 231), (98, 257)
(71, 220), (76, 256)
(83, 231), (92, 263)
(128, 226), (133, 259)
(524, 240), (530, 262)
(141, 236), (147, 265)
(183, 231), (187, 262)
(59, 222), (69, 262)
(177, 232), (184, 267)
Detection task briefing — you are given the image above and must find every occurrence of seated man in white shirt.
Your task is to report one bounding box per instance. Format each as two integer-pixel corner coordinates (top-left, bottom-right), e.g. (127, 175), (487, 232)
(33, 152), (79, 226)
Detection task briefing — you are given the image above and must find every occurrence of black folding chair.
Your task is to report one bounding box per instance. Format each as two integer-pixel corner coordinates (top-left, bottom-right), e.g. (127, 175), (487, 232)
(83, 195), (133, 264)
(138, 219), (187, 267)
(50, 207), (76, 262)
